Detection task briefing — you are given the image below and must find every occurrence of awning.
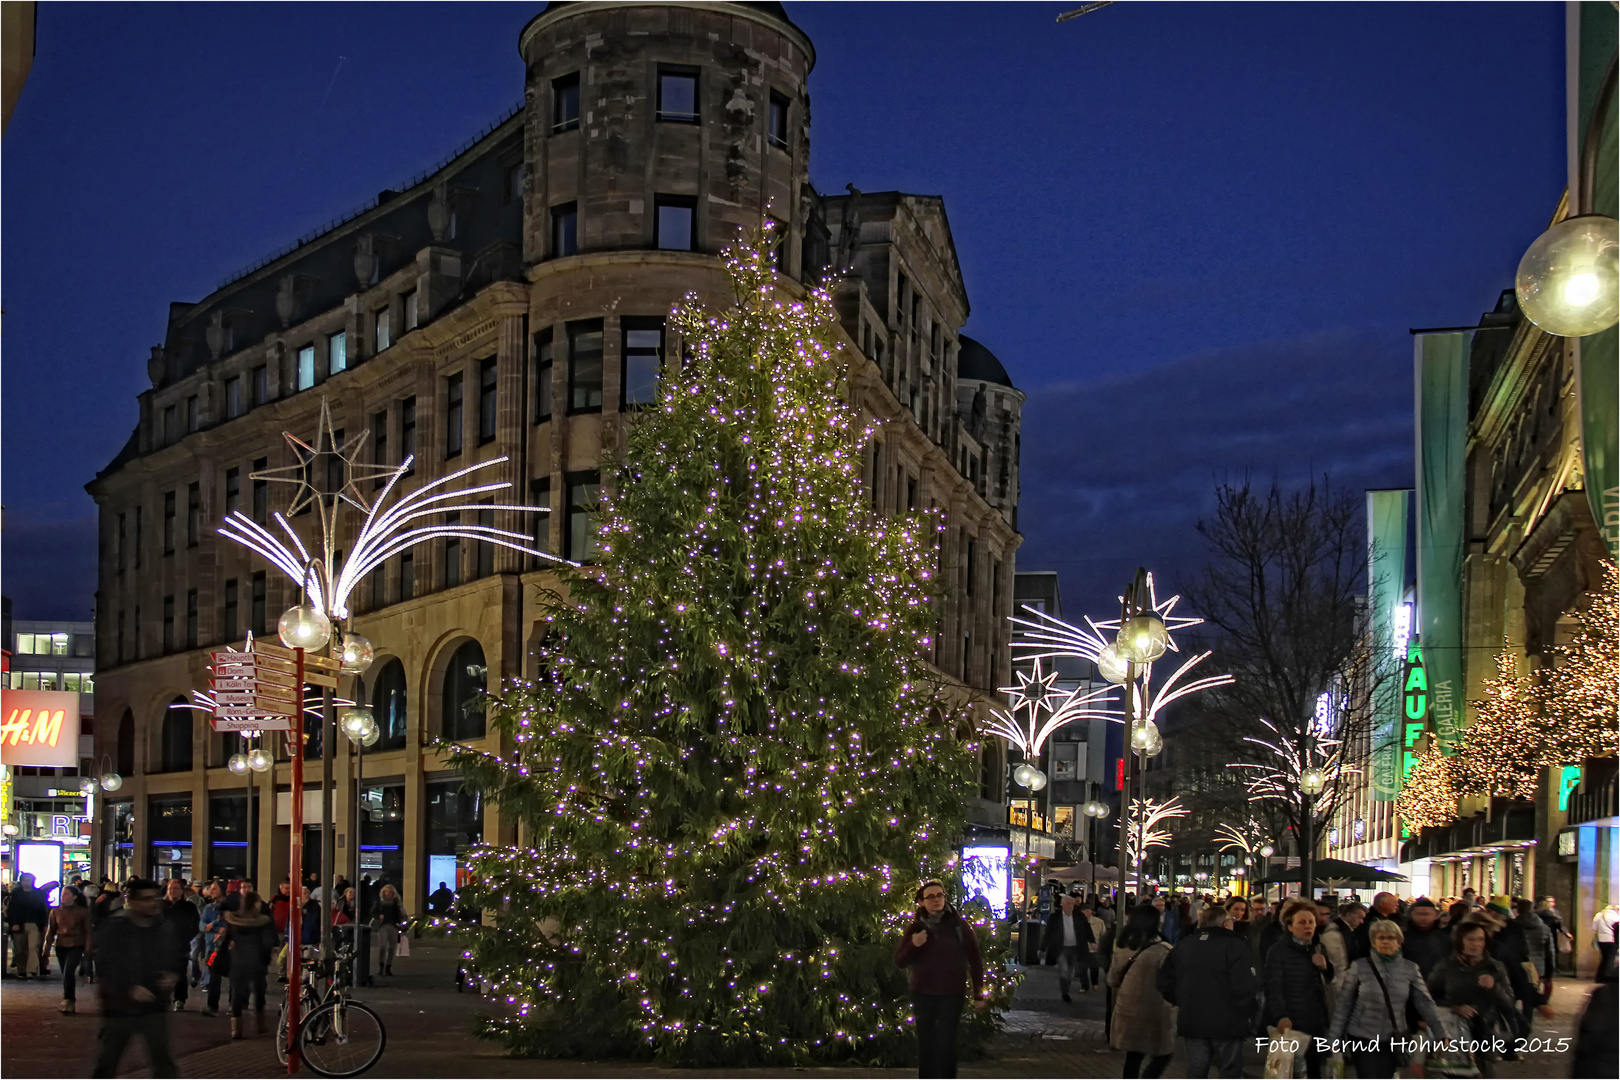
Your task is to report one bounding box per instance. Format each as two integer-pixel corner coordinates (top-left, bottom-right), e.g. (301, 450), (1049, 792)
(1258, 858), (1409, 886)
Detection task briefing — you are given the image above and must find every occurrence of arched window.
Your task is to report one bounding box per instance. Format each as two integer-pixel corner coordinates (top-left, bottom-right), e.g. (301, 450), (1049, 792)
(371, 659), (408, 751)
(441, 640), (487, 741)
(160, 699), (193, 773)
(116, 709), (136, 777)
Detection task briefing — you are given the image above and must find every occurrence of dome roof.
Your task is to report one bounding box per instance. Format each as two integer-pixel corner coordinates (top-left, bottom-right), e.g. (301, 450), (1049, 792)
(542, 2), (796, 27)
(957, 335), (1014, 388)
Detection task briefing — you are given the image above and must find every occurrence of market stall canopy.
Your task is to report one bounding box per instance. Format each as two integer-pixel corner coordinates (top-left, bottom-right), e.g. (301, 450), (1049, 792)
(1257, 858), (1409, 886)
(1043, 862), (1120, 882)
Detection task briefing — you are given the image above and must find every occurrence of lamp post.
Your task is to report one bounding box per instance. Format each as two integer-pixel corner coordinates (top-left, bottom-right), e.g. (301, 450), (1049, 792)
(1112, 567), (1165, 900)
(1012, 760), (1047, 930)
(1082, 799), (1110, 902)
(1259, 844), (1274, 905)
(1299, 767), (1325, 902)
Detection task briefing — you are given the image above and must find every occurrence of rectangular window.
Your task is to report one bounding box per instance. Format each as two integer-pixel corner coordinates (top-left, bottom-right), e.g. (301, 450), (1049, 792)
(252, 364), (269, 406)
(399, 552), (415, 602)
(297, 345), (316, 390)
(503, 162), (523, 204)
(443, 518), (461, 590)
(531, 479), (552, 556)
(374, 308), (391, 353)
(532, 329), (554, 422)
(567, 320), (604, 412)
(252, 457), (268, 524)
(550, 201), (578, 258)
(185, 589), (199, 649)
(655, 195), (696, 251)
(445, 373), (464, 457)
(328, 331), (347, 375)
(966, 538), (977, 596)
(162, 596), (175, 654)
(225, 376), (242, 419)
(117, 512), (128, 573)
(370, 564), (386, 611)
(478, 357), (498, 443)
(162, 405), (177, 445)
(657, 67), (698, 122)
(621, 317), (664, 408)
(768, 90), (789, 149)
(476, 506), (495, 578)
(186, 482), (201, 547)
(163, 491), (176, 553)
(135, 506), (143, 567)
(116, 611), (126, 664)
(251, 573), (267, 636)
(552, 72), (580, 131)
(401, 397), (417, 474)
(372, 410), (389, 487)
(768, 217), (788, 272)
(403, 290), (419, 330)
(565, 471), (600, 563)
(223, 579), (239, 643)
(185, 395), (199, 433)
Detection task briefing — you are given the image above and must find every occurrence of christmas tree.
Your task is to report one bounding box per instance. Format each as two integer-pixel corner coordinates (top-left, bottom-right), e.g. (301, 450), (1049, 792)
(1543, 559), (1619, 764)
(442, 231), (1007, 1067)
(1453, 643), (1542, 801)
(1396, 742), (1457, 831)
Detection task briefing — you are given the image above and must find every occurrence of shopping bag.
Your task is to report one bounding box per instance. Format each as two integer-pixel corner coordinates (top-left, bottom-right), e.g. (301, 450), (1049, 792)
(1264, 1027), (1307, 1079)
(396, 934), (410, 958)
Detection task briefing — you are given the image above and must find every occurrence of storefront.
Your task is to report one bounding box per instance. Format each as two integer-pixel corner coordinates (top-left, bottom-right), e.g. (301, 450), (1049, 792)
(147, 795), (193, 881)
(424, 778), (482, 898)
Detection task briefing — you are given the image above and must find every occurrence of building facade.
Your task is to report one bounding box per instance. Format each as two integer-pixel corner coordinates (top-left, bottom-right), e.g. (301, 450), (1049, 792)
(86, 2), (1021, 913)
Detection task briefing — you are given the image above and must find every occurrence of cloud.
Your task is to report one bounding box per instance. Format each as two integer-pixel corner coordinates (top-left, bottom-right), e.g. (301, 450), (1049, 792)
(1016, 327), (1413, 620)
(3, 508), (98, 622)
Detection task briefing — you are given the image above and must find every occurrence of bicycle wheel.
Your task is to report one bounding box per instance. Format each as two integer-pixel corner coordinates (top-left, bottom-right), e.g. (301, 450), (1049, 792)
(277, 987), (320, 1066)
(297, 998), (386, 1078)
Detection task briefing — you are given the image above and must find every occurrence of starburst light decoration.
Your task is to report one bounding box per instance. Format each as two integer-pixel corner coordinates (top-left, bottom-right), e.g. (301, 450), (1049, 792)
(219, 397), (566, 620)
(1002, 659), (1066, 717)
(985, 672), (1120, 758)
(1214, 818), (1270, 858)
(1230, 716), (1354, 806)
(1125, 796), (1187, 866)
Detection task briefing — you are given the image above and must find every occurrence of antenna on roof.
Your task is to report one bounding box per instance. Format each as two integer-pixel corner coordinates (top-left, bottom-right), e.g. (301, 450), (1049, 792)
(1056, 2), (1114, 22)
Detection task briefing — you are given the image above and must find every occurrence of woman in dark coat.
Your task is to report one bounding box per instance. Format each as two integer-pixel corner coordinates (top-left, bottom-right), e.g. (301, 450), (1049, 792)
(1263, 898), (1334, 1079)
(893, 880), (987, 1079)
(221, 892), (278, 1039)
(1427, 921), (1518, 1076)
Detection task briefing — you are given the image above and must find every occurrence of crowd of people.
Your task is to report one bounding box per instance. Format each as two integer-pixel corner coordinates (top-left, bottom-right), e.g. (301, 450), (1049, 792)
(4, 869), (417, 1076)
(894, 879), (1617, 1080)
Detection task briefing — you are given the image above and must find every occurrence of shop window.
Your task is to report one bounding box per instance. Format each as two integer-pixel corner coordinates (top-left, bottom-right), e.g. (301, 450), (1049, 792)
(441, 640), (488, 742)
(371, 659), (408, 752)
(425, 779), (483, 900)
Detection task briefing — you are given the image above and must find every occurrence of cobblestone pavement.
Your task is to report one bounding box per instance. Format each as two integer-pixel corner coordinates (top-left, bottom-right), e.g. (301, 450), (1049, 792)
(0, 945), (1593, 1078)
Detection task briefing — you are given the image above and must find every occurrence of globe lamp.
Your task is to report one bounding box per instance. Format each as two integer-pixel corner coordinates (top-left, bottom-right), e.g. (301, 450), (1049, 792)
(1117, 611), (1169, 664)
(1094, 642), (1130, 685)
(339, 632), (375, 676)
(278, 603), (333, 651)
(1515, 215), (1619, 337)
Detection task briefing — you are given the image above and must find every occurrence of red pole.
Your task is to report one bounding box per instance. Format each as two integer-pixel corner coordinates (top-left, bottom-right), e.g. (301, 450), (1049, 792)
(287, 646), (305, 1074)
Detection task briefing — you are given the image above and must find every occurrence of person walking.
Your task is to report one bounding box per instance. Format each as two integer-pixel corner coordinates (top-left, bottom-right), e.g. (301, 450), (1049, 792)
(1080, 901), (1106, 993)
(1318, 902), (1365, 982)
(1479, 900), (1544, 1038)
(7, 872), (48, 980)
(1108, 904), (1175, 1079)
(1156, 903), (1260, 1078)
(44, 885), (94, 1014)
(1263, 898), (1334, 1079)
(372, 884), (409, 976)
(221, 892), (277, 1039)
(1327, 920), (1445, 1079)
(1513, 898), (1555, 1008)
(1534, 897), (1572, 976)
(893, 881), (988, 1079)
(159, 879), (199, 1012)
(200, 880), (232, 1017)
(1592, 902), (1618, 981)
(1402, 898), (1450, 979)
(92, 879), (180, 1078)
(1427, 921), (1518, 1075)
(1043, 894), (1096, 1002)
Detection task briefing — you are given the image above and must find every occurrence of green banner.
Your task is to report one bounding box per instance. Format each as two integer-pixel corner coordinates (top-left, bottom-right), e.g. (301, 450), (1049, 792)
(1574, 3), (1617, 557)
(1368, 489), (1410, 800)
(1416, 333), (1469, 753)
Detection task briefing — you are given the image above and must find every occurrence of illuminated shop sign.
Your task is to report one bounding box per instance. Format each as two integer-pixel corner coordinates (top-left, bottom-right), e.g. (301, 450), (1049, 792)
(1401, 638), (1427, 781)
(0, 690), (81, 768)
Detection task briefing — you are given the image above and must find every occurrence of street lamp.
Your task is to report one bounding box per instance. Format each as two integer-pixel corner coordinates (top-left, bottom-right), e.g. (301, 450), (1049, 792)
(1094, 642), (1129, 685)
(279, 602), (333, 651)
(1299, 767), (1325, 902)
(1116, 610), (1169, 665)
(227, 753), (251, 776)
(339, 633), (375, 675)
(1083, 799), (1111, 900)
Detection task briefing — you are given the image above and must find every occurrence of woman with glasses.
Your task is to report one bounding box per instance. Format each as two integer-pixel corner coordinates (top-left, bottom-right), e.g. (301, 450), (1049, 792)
(894, 881), (988, 1078)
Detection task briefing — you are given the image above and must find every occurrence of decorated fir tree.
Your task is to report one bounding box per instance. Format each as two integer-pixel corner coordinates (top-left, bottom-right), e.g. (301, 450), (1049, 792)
(442, 232), (1006, 1067)
(1543, 559), (1619, 763)
(1453, 644), (1543, 801)
(1396, 742), (1458, 831)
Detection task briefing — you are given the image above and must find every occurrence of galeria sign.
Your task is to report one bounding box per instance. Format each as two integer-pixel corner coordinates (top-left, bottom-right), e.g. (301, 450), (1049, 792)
(0, 689), (82, 768)
(1400, 637), (1427, 781)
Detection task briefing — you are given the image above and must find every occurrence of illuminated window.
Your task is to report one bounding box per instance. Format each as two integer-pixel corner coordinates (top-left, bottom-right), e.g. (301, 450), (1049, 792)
(767, 91), (789, 149)
(328, 331), (348, 375)
(297, 345), (316, 390)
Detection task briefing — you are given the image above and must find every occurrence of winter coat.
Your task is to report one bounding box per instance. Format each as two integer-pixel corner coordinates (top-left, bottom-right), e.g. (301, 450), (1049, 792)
(221, 910), (278, 977)
(1573, 980), (1618, 1079)
(1327, 954), (1445, 1043)
(6, 884), (48, 930)
(1256, 916), (1285, 961)
(1485, 919), (1541, 1006)
(1318, 922), (1353, 983)
(94, 911), (181, 1016)
(1426, 953), (1517, 1024)
(1108, 941), (1176, 1056)
(893, 909), (985, 999)
(1041, 908), (1095, 964)
(1156, 925), (1260, 1039)
(270, 892), (291, 935)
(371, 898), (408, 929)
(1516, 911), (1554, 978)
(46, 905), (93, 951)
(161, 898), (200, 966)
(301, 900), (322, 945)
(1402, 923), (1450, 978)
(1263, 935), (1335, 1036)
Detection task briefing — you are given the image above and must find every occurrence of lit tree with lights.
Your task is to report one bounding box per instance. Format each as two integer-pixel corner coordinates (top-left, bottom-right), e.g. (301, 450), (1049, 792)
(1542, 559), (1619, 764)
(1396, 742), (1457, 831)
(1452, 644), (1542, 801)
(442, 231), (1004, 1067)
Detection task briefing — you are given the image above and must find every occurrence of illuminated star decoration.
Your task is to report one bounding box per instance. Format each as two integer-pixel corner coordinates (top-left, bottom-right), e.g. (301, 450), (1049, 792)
(222, 396), (568, 620)
(253, 397), (398, 517)
(1088, 572), (1204, 654)
(1125, 796), (1187, 865)
(1214, 818), (1269, 857)
(985, 679), (1120, 759)
(1229, 716), (1354, 806)
(1008, 606), (1115, 665)
(1000, 658), (1066, 718)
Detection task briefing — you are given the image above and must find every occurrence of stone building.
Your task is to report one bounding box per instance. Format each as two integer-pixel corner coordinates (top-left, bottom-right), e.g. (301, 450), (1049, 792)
(86, 1), (1022, 910)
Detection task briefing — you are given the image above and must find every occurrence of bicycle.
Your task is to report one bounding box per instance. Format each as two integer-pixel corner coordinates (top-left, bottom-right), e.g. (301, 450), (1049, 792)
(276, 941), (387, 1077)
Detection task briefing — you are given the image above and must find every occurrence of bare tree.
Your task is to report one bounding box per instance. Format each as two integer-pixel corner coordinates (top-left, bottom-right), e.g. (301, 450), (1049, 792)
(1180, 476), (1381, 891)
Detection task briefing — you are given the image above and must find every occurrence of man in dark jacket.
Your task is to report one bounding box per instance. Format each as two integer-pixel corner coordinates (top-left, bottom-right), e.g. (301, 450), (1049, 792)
(1481, 900), (1545, 1037)
(159, 879), (199, 1011)
(7, 874), (49, 979)
(1402, 898), (1449, 977)
(1041, 894), (1096, 1001)
(1158, 905), (1262, 1078)
(92, 879), (180, 1077)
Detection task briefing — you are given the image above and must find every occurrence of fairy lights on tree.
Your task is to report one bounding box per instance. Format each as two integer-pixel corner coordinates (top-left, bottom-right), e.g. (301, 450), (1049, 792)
(1452, 644), (1541, 801)
(439, 229), (1007, 1068)
(1396, 742), (1457, 831)
(1543, 559), (1619, 763)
